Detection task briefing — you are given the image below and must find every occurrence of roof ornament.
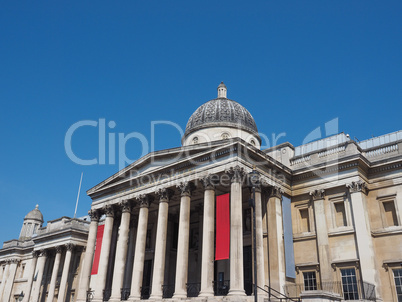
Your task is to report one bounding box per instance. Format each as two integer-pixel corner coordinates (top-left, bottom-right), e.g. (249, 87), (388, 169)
(35, 204), (39, 209)
(217, 81), (227, 98)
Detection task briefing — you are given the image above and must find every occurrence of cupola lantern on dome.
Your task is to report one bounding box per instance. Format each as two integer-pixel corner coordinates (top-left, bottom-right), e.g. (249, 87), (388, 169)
(19, 204), (44, 241)
(182, 83), (261, 148)
(217, 82), (227, 98)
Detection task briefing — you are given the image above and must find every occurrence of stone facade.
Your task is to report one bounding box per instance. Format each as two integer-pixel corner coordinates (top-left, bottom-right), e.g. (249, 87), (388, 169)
(1, 84), (402, 301)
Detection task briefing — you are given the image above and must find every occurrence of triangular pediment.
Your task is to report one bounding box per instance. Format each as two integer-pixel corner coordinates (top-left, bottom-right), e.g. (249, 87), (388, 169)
(87, 138), (292, 200)
(87, 140), (232, 196)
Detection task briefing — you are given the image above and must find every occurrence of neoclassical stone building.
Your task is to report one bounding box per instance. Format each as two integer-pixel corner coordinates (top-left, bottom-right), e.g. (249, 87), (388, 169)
(1, 83), (402, 301)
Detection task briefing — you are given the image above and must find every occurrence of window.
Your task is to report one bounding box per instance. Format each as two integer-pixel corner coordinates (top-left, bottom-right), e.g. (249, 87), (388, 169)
(383, 201), (398, 227)
(303, 271), (317, 290)
(341, 268), (359, 300)
(192, 137), (198, 144)
(299, 208), (310, 232)
(378, 195), (400, 228)
(334, 202), (347, 227)
(394, 269), (402, 302)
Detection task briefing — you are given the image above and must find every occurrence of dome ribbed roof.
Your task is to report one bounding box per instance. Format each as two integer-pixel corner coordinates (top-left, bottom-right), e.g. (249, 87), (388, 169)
(25, 205), (44, 222)
(184, 98), (259, 138)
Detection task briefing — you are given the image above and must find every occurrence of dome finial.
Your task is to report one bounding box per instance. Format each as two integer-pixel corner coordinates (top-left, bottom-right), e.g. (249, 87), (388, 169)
(217, 82), (227, 98)
(35, 204), (39, 209)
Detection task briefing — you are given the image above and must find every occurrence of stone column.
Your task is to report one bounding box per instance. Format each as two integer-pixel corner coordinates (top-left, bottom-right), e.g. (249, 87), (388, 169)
(23, 252), (39, 302)
(199, 176), (215, 297)
(150, 188), (173, 300)
(93, 205), (115, 302)
(347, 181), (381, 298)
(58, 244), (75, 302)
(129, 195), (152, 301)
(310, 189), (332, 283)
(0, 260), (10, 301)
(77, 209), (100, 302)
(266, 186), (285, 293)
(173, 182), (193, 299)
(47, 246), (63, 302)
(226, 166), (246, 296)
(31, 249), (48, 302)
(2, 258), (19, 302)
(254, 183), (265, 296)
(110, 201), (132, 302)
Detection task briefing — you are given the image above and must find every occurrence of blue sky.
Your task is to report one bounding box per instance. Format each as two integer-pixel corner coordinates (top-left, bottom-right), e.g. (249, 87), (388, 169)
(0, 1), (401, 244)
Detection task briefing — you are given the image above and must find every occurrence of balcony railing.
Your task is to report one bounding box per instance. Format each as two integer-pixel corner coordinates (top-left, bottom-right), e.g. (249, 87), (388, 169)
(283, 281), (376, 301)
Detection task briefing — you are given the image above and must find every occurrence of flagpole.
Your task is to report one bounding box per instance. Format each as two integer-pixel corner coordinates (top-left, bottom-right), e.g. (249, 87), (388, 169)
(74, 172), (83, 218)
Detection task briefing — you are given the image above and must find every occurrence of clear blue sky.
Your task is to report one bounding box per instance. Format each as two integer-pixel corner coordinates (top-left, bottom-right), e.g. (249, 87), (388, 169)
(1, 1), (401, 244)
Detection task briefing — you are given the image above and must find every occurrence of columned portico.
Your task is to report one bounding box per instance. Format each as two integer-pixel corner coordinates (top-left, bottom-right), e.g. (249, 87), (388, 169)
(93, 205), (115, 302)
(47, 246), (62, 302)
(347, 181), (381, 298)
(150, 188), (173, 300)
(199, 176), (216, 297)
(310, 189), (332, 283)
(31, 249), (48, 302)
(129, 195), (152, 301)
(110, 201), (132, 302)
(226, 166), (246, 297)
(173, 182), (193, 299)
(58, 243), (75, 302)
(77, 209), (100, 301)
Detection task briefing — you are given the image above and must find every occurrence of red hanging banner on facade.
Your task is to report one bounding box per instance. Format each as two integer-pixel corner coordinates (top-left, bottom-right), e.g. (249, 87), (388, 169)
(215, 193), (230, 260)
(91, 224), (104, 275)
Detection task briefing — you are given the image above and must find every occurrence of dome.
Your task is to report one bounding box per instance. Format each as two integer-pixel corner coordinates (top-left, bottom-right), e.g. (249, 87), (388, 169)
(184, 83), (259, 141)
(24, 204), (44, 223)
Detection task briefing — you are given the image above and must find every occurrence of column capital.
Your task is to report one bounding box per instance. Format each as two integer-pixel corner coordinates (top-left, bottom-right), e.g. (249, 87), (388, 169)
(120, 200), (132, 213)
(155, 188), (174, 202)
(201, 175), (217, 191)
(269, 186), (283, 199)
(104, 205), (115, 217)
(55, 246), (63, 254)
(177, 181), (194, 197)
(32, 250), (41, 258)
(346, 181), (368, 195)
(309, 189), (325, 201)
(88, 209), (100, 222)
(137, 194), (153, 208)
(65, 243), (75, 251)
(9, 258), (19, 264)
(225, 165), (245, 183)
(39, 249), (48, 257)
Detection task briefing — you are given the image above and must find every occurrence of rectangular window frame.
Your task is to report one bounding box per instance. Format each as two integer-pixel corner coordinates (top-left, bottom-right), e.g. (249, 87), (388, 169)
(295, 202), (314, 234)
(377, 194), (401, 228)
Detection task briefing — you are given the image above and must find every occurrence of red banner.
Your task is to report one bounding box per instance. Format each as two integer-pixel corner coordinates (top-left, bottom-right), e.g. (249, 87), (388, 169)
(91, 224), (104, 275)
(215, 193), (230, 260)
